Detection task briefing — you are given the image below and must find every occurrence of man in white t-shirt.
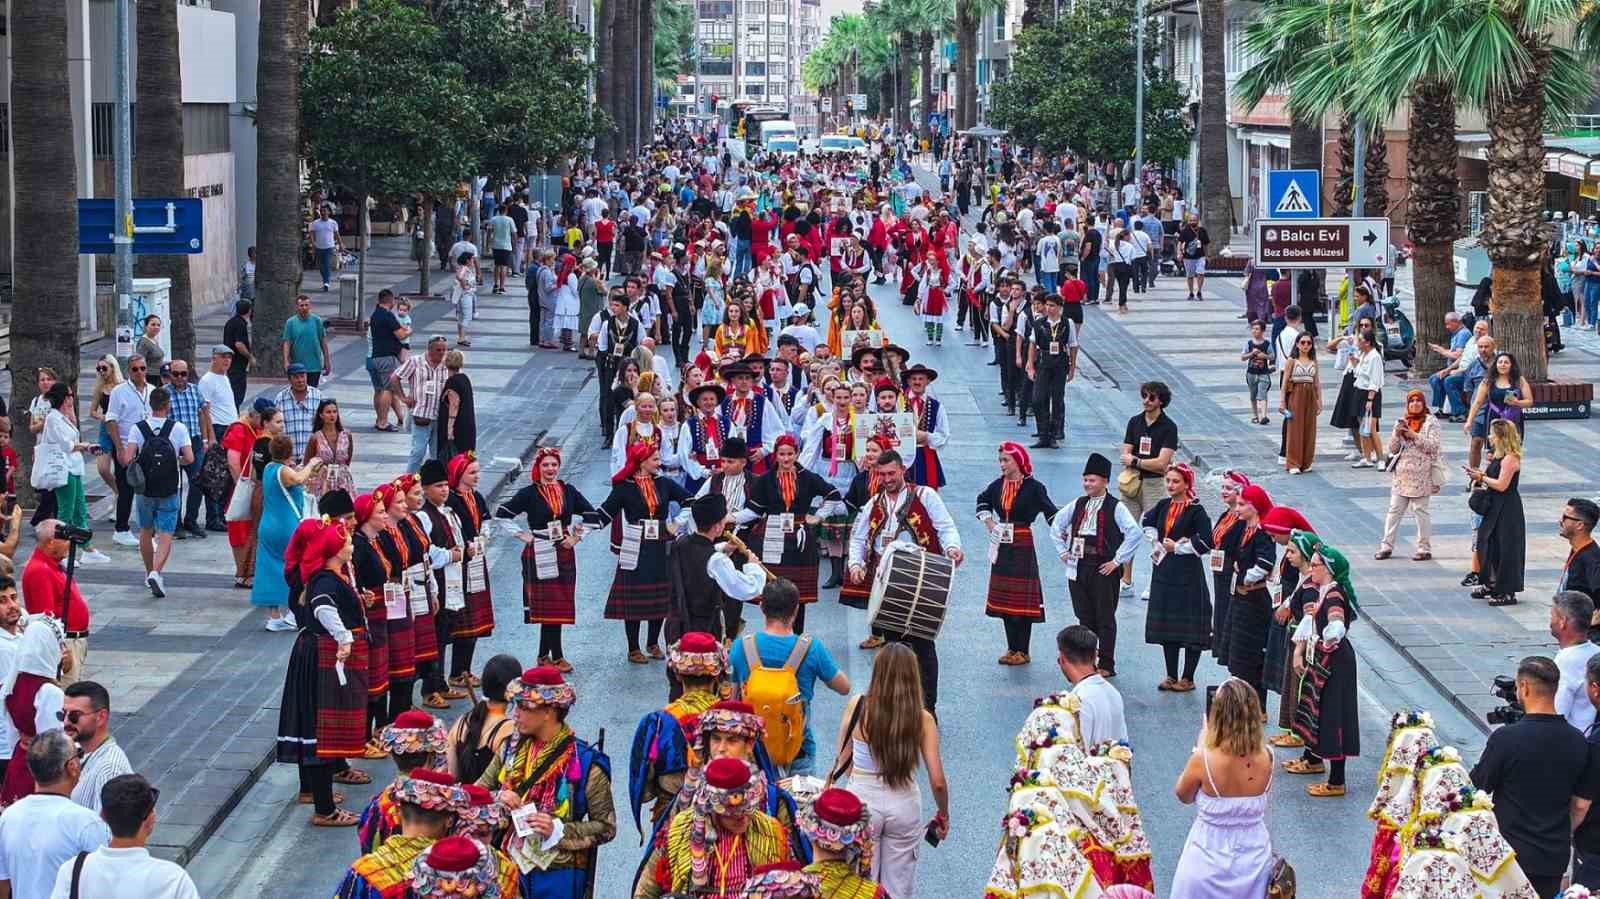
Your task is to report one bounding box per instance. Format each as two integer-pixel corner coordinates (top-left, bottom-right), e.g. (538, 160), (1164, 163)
(0, 582), (22, 777)
(780, 305), (822, 354)
(0, 731), (111, 899)
(1129, 220), (1154, 295)
(1553, 591), (1600, 734)
(1036, 222), (1063, 293)
(307, 207), (342, 292)
(1059, 625), (1128, 746)
(49, 773), (198, 899)
(120, 388), (193, 599)
(580, 191), (608, 232)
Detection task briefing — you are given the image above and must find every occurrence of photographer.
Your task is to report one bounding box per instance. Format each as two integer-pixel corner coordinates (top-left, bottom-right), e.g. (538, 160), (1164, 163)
(1555, 590), (1600, 733)
(21, 519), (90, 686)
(1470, 656), (1600, 898)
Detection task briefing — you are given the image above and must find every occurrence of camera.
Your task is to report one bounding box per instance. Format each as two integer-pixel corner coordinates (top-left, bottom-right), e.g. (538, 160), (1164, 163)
(1486, 674), (1524, 726)
(53, 524), (93, 545)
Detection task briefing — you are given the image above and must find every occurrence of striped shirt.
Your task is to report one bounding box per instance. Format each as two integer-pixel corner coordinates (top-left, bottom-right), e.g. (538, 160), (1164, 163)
(274, 385), (324, 459)
(70, 735), (133, 812)
(166, 383), (206, 443)
(393, 357), (448, 423)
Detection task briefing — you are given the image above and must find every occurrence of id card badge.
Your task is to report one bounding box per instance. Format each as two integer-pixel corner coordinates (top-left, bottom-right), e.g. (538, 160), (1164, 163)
(1138, 436), (1152, 455)
(383, 583), (407, 620)
(1049, 340), (1061, 355)
(643, 519), (661, 541)
(1210, 549), (1226, 573)
(780, 513), (796, 534)
(1070, 536), (1085, 559)
(996, 523), (1015, 544)
(706, 443), (720, 462)
(548, 521), (565, 542)
(443, 564), (466, 611)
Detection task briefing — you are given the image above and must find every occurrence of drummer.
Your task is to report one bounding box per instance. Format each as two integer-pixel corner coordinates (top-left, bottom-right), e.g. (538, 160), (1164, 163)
(846, 449), (964, 711)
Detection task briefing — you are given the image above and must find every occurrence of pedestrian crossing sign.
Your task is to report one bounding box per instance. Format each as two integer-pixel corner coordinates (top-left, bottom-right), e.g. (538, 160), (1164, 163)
(1266, 169), (1321, 219)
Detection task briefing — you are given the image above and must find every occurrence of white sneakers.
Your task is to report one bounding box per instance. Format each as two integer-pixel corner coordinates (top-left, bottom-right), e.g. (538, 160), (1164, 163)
(111, 531), (139, 547)
(265, 617), (295, 632)
(1288, 467), (1302, 475)
(145, 571), (166, 598)
(1342, 451), (1363, 462)
(79, 548), (111, 565)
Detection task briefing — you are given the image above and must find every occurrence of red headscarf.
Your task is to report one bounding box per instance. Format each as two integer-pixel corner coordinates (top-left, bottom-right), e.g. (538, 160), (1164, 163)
(447, 452), (476, 489)
(773, 433), (799, 454)
(1239, 484), (1274, 518)
(556, 254), (578, 284)
(1223, 470), (1252, 490)
(1260, 505), (1313, 536)
(353, 491), (383, 525)
(1000, 441), (1032, 477)
(373, 483), (401, 511)
(532, 446), (562, 480)
(1169, 462), (1197, 501)
(612, 442), (656, 485)
(391, 473), (418, 494)
(298, 519), (351, 582)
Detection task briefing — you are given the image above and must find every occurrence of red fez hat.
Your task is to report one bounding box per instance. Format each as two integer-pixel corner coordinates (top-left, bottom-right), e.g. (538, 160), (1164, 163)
(423, 835), (481, 871)
(461, 784), (494, 806)
(813, 787), (864, 827)
(407, 768), (456, 787)
(393, 709), (437, 730)
(522, 665), (565, 686)
(679, 631), (720, 654)
(710, 700), (757, 715)
(705, 756), (753, 790)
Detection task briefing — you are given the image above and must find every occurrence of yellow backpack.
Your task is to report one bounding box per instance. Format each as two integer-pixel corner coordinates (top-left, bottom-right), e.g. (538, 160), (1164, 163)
(740, 632), (811, 767)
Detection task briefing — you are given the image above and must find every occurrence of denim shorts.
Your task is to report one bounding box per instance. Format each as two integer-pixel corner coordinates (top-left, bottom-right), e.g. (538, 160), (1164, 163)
(135, 493), (180, 534)
(368, 354), (399, 391)
(1246, 371), (1274, 402)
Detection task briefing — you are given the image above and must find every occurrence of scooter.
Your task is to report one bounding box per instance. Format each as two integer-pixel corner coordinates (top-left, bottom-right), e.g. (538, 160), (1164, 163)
(1379, 295), (1416, 368)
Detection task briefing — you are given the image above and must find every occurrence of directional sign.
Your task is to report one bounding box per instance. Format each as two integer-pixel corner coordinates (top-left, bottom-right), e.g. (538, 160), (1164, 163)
(821, 97), (833, 112)
(1255, 217), (1390, 269)
(78, 198), (204, 255)
(1266, 169), (1321, 219)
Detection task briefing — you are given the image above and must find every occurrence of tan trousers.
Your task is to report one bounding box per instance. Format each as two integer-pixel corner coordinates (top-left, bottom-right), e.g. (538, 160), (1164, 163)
(1380, 492), (1432, 554)
(1122, 474), (1167, 525)
(61, 638), (88, 687)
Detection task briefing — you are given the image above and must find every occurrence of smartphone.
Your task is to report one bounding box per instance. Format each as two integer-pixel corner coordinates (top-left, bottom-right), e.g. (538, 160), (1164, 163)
(85, 445), (103, 456)
(923, 819), (944, 847)
(0, 495), (13, 516)
(1204, 684), (1219, 719)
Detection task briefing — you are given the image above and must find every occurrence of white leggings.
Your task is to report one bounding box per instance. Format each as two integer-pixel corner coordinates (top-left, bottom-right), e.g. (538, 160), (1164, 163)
(848, 770), (923, 898)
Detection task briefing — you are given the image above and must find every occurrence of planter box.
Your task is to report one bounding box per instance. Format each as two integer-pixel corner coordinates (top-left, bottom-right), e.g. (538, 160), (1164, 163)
(1525, 378), (1593, 420)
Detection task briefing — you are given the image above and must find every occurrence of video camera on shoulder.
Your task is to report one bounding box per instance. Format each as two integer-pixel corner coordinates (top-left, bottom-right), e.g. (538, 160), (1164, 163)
(54, 524), (93, 545)
(1486, 674), (1524, 726)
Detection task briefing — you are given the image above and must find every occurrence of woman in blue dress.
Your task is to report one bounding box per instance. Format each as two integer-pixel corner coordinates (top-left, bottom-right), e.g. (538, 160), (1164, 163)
(251, 433), (325, 631)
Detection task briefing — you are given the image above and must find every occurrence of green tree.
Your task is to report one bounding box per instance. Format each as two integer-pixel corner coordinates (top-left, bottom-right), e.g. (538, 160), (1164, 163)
(991, 8), (1189, 164)
(301, 0), (483, 304)
(654, 0), (694, 91)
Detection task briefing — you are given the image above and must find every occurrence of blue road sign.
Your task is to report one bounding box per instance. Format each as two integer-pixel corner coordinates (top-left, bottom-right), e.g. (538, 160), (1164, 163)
(78, 198), (204, 255)
(1266, 169), (1321, 219)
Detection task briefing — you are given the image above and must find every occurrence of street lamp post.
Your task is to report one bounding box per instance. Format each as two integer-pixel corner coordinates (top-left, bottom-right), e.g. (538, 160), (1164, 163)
(1134, 0), (1145, 187)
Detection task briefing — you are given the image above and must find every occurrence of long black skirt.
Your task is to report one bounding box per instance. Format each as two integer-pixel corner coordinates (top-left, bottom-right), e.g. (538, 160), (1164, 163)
(1225, 587), (1272, 683)
(1210, 571), (1232, 662)
(1329, 369), (1360, 430)
(1144, 559), (1211, 649)
(1292, 639), (1361, 760)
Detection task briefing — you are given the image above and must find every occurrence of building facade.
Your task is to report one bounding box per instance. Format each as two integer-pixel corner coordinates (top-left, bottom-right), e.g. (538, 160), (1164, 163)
(680, 0), (820, 125)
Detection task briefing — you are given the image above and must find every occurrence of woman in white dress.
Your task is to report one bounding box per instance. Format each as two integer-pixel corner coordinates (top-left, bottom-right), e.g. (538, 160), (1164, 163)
(553, 255), (581, 351)
(451, 250), (478, 347)
(654, 395), (692, 490)
(1170, 677), (1276, 898)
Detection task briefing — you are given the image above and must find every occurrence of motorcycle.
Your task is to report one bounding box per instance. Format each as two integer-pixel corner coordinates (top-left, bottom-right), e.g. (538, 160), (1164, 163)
(1379, 295), (1416, 368)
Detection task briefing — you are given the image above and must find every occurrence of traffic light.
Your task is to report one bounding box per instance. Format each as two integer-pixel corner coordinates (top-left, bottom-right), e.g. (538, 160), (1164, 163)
(710, 94), (719, 106)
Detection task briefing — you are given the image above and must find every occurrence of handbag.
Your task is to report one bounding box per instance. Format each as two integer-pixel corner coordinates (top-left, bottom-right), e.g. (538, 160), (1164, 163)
(1117, 465), (1142, 501)
(29, 443), (68, 492)
(1467, 485), (1494, 515)
(1267, 852), (1297, 897)
(277, 464), (316, 521)
(224, 476), (255, 522)
(198, 442), (233, 504)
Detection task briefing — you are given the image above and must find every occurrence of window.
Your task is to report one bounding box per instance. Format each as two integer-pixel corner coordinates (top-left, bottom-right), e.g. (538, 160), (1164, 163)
(744, 1), (766, 15)
(681, 83), (697, 96)
(993, 9), (1005, 41)
(700, 1), (733, 17)
(183, 103), (230, 155)
(769, 61), (786, 77)
(770, 23), (786, 36)
(744, 84), (765, 97)
(92, 103), (135, 160)
(745, 41), (766, 57)
(746, 22), (764, 34)
(1175, 25), (1193, 83)
(0, 105), (8, 154)
(701, 20), (732, 38)
(745, 61), (767, 76)
(700, 60), (734, 76)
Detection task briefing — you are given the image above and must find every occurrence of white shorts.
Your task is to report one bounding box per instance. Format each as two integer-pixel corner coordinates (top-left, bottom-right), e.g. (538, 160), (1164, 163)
(1183, 258), (1206, 277)
(455, 292), (476, 322)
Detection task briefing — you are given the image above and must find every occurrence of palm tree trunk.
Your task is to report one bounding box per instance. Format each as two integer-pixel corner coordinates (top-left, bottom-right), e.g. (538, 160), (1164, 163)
(595, 0), (617, 161)
(919, 32), (934, 145)
(255, 0), (306, 380)
(1197, 0), (1233, 252)
(1482, 35), (1552, 381)
(896, 37), (914, 138)
(1406, 81), (1460, 376)
(639, 0), (656, 143)
(1363, 123), (1390, 219)
(420, 197), (433, 296)
(135, 0), (195, 365)
(1331, 112), (1355, 218)
(956, 0), (977, 130)
(614, 0), (641, 158)
(880, 72), (893, 125)
(10, 0), (82, 507)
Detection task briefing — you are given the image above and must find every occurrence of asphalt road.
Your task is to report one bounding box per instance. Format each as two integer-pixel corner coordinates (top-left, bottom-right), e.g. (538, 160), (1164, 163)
(189, 271), (1489, 898)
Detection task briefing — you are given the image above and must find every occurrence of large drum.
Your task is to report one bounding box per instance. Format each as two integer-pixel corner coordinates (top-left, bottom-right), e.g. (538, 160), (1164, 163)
(867, 542), (954, 640)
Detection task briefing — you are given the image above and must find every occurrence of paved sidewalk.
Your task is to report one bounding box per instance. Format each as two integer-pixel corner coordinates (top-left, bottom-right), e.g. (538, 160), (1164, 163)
(0, 237), (592, 861)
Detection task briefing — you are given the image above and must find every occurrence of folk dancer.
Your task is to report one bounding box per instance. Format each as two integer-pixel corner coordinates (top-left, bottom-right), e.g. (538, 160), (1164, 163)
(445, 452), (496, 688)
(669, 495), (768, 643)
(417, 461), (473, 692)
(396, 473), (463, 710)
(1142, 463), (1214, 694)
(916, 256), (951, 346)
(1208, 471), (1250, 664)
(800, 787), (888, 898)
(681, 436), (760, 637)
(476, 666), (617, 898)
(1223, 484), (1279, 709)
(684, 382), (728, 489)
(611, 392), (666, 474)
(900, 364), (949, 489)
(763, 358), (804, 435)
(335, 769), (464, 898)
(358, 710), (449, 854)
(720, 363), (788, 475)
(590, 290), (642, 444)
(408, 835), (514, 899)
(1285, 535), (1362, 798)
(494, 446), (595, 672)
(352, 492), (396, 753)
(747, 434), (842, 633)
(800, 382), (861, 590)
(740, 862), (822, 898)
(1026, 293), (1079, 448)
(976, 442), (1061, 666)
(1052, 452), (1144, 678)
(1261, 505), (1316, 748)
(633, 756), (793, 899)
(846, 450), (964, 710)
(598, 444), (695, 664)
(451, 784), (524, 895)
(359, 485), (418, 727)
(628, 631), (730, 833)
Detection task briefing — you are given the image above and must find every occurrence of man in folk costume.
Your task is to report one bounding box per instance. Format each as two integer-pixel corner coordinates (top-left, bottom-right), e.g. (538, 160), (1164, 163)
(590, 291), (642, 444)
(417, 460), (473, 692)
(629, 631), (732, 832)
(684, 382), (728, 487)
(800, 381), (862, 591)
(800, 788), (889, 898)
(634, 756), (793, 899)
(358, 709), (450, 854)
(978, 442), (1062, 666)
(900, 364), (950, 490)
(669, 494), (768, 642)
(408, 835), (510, 899)
(494, 446), (596, 672)
(846, 449), (965, 710)
(335, 768), (464, 898)
(444, 452), (496, 689)
(476, 665), (616, 899)
(1051, 453), (1144, 678)
(763, 356), (804, 433)
(719, 362), (789, 475)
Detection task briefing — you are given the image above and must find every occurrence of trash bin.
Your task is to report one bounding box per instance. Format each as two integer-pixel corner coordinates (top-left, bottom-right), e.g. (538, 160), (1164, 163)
(339, 274), (360, 320)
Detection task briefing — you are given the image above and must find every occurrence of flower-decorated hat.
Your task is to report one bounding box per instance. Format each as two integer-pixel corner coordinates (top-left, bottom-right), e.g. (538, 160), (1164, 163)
(695, 700), (766, 743)
(452, 783), (511, 837)
(668, 631), (726, 678)
(693, 756), (765, 818)
(506, 665), (576, 709)
(799, 788), (873, 873)
(395, 768), (464, 812)
(380, 710), (448, 756)
(739, 861), (821, 899)
(409, 835), (501, 898)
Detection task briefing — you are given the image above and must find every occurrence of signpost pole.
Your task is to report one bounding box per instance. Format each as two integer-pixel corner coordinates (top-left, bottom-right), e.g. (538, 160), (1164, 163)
(114, 0), (135, 362)
(1134, 0), (1145, 183)
(1349, 120), (1366, 316)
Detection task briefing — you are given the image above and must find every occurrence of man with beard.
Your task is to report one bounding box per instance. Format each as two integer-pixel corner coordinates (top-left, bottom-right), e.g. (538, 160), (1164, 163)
(62, 681), (132, 812)
(0, 578), (22, 786)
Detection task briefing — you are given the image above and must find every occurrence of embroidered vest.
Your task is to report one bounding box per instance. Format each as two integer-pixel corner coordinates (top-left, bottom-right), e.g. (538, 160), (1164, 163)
(1069, 495), (1124, 560)
(720, 392), (769, 449)
(865, 488), (943, 560)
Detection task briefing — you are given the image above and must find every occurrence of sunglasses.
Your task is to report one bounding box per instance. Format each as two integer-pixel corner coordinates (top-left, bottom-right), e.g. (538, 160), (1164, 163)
(95, 365), (109, 373)
(129, 365), (146, 372)
(55, 708), (96, 724)
(171, 371), (189, 378)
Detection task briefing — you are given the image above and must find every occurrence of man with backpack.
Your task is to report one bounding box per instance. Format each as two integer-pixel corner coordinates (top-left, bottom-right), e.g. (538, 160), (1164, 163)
(118, 387), (193, 598)
(729, 579), (850, 776)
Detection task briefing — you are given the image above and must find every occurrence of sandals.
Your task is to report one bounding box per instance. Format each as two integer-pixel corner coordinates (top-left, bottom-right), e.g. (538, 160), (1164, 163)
(1306, 782), (1347, 798)
(298, 790), (345, 805)
(1268, 732), (1305, 748)
(997, 651), (1030, 666)
(440, 687), (469, 700)
(234, 577), (249, 589)
(1281, 758), (1325, 775)
(311, 809), (360, 827)
(422, 692), (451, 709)
(362, 739), (387, 760)
(1170, 679), (1196, 693)
(647, 645), (666, 660)
(1470, 586), (1493, 599)
(553, 657), (574, 673)
(1461, 571), (1481, 587)
(1488, 594), (1518, 607)
(1373, 549), (1392, 560)
(332, 768), (372, 785)
(448, 673), (481, 688)
(628, 650), (649, 664)
(1412, 552), (1433, 561)
(1157, 677), (1178, 692)
(374, 424), (399, 433)
(859, 635), (886, 650)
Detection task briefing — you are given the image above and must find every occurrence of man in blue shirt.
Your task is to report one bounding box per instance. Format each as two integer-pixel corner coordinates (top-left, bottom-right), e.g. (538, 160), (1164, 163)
(1425, 311), (1472, 414)
(1459, 334), (1497, 470)
(367, 289), (409, 432)
(280, 294), (331, 388)
(729, 579), (851, 776)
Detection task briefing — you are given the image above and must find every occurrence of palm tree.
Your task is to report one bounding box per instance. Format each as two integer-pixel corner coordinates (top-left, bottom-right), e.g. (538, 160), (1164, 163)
(611, 0), (641, 158)
(255, 0), (306, 379)
(136, 0), (195, 365)
(10, 0), (81, 505)
(954, 0), (977, 128)
(911, 0), (954, 144)
(1197, 0), (1233, 254)
(639, 0), (656, 141)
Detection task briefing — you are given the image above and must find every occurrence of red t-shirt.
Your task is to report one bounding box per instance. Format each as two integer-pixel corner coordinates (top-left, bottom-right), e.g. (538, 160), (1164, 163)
(23, 549), (89, 631)
(1059, 278), (1087, 304)
(594, 219), (615, 244)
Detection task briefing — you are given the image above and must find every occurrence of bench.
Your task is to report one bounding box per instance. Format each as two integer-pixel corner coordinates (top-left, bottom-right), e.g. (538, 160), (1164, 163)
(1525, 378), (1593, 421)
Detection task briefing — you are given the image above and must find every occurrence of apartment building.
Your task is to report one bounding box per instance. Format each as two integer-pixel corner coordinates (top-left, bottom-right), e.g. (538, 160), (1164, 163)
(681, 0), (820, 122)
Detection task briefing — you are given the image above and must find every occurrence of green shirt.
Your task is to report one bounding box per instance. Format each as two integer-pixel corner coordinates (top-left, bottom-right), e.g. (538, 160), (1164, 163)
(282, 314), (326, 368)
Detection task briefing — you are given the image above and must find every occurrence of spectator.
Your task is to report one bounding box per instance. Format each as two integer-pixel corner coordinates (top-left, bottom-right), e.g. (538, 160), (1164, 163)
(1171, 679), (1273, 896)
(35, 385), (107, 564)
(273, 364), (324, 461)
(280, 294), (331, 388)
(729, 578), (850, 776)
(88, 357), (123, 508)
(391, 336), (450, 473)
(223, 300), (254, 409)
(1241, 320), (1275, 425)
(1553, 591), (1600, 734)
(1057, 625), (1127, 745)
(1457, 334), (1497, 469)
(251, 434), (323, 632)
(163, 361), (213, 541)
(1376, 390), (1441, 561)
(1464, 350), (1534, 443)
(48, 774), (198, 899)
(487, 206), (514, 294)
(1119, 381), (1178, 600)
(442, 654), (519, 784)
(1466, 419), (1525, 606)
(303, 400), (354, 501)
(104, 358), (155, 547)
(222, 399), (278, 590)
(119, 388), (193, 599)
(1349, 329), (1386, 468)
(61, 682), (131, 813)
(22, 526), (87, 686)
(1471, 655), (1600, 898)
(1561, 498), (1600, 606)
(1572, 653), (1600, 888)
(0, 577), (19, 766)
(450, 250), (479, 348)
(1424, 311), (1471, 413)
(0, 616), (67, 803)
(825, 643), (947, 899)
(1177, 213), (1209, 301)
(394, 299), (414, 361)
(366, 289), (408, 433)
(197, 346), (239, 533)
(133, 317), (165, 386)
(435, 351), (475, 462)
(238, 245), (256, 301)
(308, 205), (343, 292)
(0, 730), (110, 897)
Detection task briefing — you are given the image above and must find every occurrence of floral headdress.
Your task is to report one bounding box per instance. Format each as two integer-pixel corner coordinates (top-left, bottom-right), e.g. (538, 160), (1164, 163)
(694, 700), (765, 744)
(739, 862), (822, 899)
(686, 757), (768, 890)
(380, 710), (448, 756)
(409, 835), (501, 898)
(394, 768), (465, 812)
(452, 784), (511, 838)
(505, 665), (576, 709)
(797, 788), (874, 875)
(667, 631), (727, 678)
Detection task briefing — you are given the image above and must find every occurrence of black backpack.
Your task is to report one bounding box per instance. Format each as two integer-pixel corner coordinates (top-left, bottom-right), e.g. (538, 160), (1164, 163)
(128, 420), (180, 498)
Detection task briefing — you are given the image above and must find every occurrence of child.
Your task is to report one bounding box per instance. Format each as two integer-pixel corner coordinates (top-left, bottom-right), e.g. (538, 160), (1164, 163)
(1241, 319), (1276, 424)
(394, 298), (415, 362)
(1058, 261), (1087, 329)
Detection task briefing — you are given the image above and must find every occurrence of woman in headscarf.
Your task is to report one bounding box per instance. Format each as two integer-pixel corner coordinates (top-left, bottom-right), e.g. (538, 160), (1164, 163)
(444, 453), (496, 685)
(1378, 389), (1441, 561)
(1286, 537), (1362, 797)
(1223, 484), (1278, 708)
(1142, 463), (1214, 693)
(0, 614), (66, 803)
(747, 434), (842, 631)
(552, 253), (581, 350)
(1261, 507), (1315, 749)
(351, 491), (392, 756)
(275, 519), (370, 826)
(596, 443), (694, 664)
(1208, 471), (1250, 664)
(976, 442), (1060, 665)
(495, 447), (593, 673)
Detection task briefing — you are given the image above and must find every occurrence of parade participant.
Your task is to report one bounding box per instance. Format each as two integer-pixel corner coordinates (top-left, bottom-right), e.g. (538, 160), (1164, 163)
(0, 614), (66, 804)
(408, 835), (510, 899)
(1053, 453), (1143, 678)
(670, 494), (768, 641)
(977, 442), (1061, 665)
(715, 301), (768, 361)
(900, 364), (949, 490)
(1223, 484), (1279, 708)
(748, 434), (841, 629)
(334, 769), (463, 898)
(1262, 507), (1316, 748)
(589, 291), (642, 443)
(444, 453), (495, 688)
(417, 461), (472, 691)
(1120, 381), (1178, 599)
(800, 383), (860, 590)
(634, 756), (792, 899)
(741, 861), (822, 899)
(684, 382), (728, 487)
(765, 358), (804, 432)
(1208, 471), (1250, 664)
(351, 491), (395, 753)
(476, 666), (616, 898)
(799, 788), (887, 898)
(1360, 711), (1441, 898)
(720, 363), (788, 473)
(495, 446), (593, 672)
(1286, 538), (1362, 797)
(397, 473), (462, 710)
(629, 631), (729, 832)
(611, 392), (664, 474)
(917, 255), (951, 346)
(1026, 293), (1079, 449)
(357, 710), (449, 854)
(376, 480), (434, 714)
(1142, 463), (1214, 694)
(846, 450), (964, 710)
(276, 519), (370, 828)
(598, 444), (696, 664)
(847, 346), (884, 387)
(838, 436), (887, 630)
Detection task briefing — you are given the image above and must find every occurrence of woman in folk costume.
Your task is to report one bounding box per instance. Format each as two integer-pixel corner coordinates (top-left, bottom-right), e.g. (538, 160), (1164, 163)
(1387, 748), (1538, 899)
(714, 299), (767, 362)
(755, 254), (790, 335)
(1361, 711), (1441, 899)
(387, 475), (459, 711)
(801, 380), (862, 590)
(372, 483), (419, 718)
(444, 453), (495, 685)
(1284, 536), (1362, 797)
(653, 395), (692, 490)
(747, 433), (842, 628)
(1220, 484), (1278, 707)
(834, 301), (885, 359)
(977, 441), (1061, 666)
(1259, 505), (1316, 749)
(351, 492), (394, 756)
(1015, 737), (1156, 893)
(611, 391), (665, 475)
(916, 253), (952, 346)
(1206, 471), (1250, 664)
(494, 447), (593, 671)
(597, 443), (695, 664)
(0, 614), (66, 804)
(985, 789), (1106, 899)
(276, 518), (371, 827)
(1141, 463), (1215, 693)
